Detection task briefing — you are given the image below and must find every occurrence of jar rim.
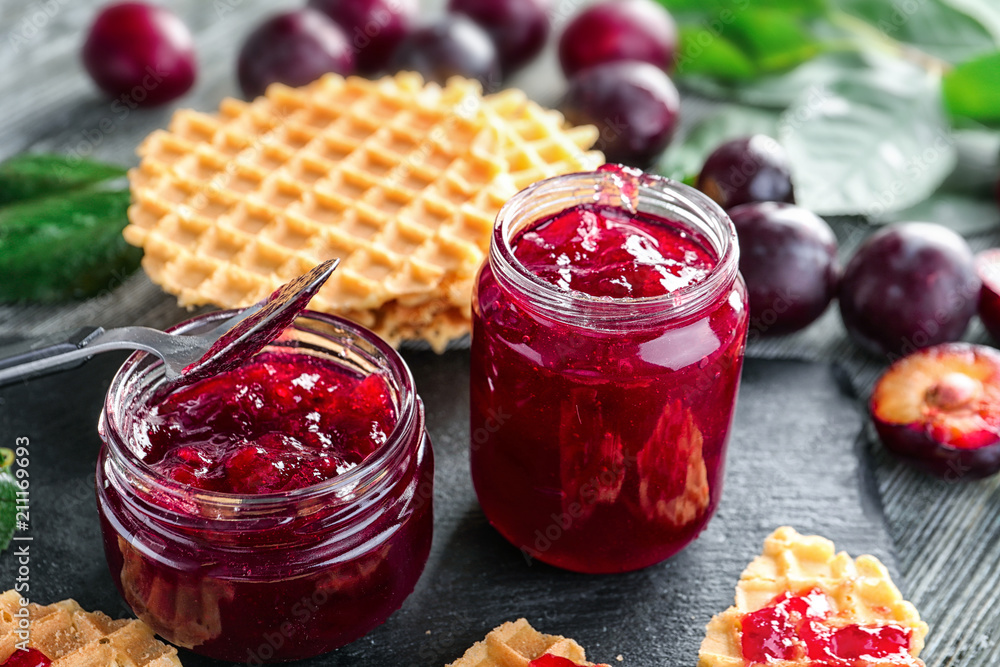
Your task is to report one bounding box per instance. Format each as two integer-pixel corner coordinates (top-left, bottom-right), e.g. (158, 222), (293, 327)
(99, 309), (420, 513)
(490, 169), (740, 329)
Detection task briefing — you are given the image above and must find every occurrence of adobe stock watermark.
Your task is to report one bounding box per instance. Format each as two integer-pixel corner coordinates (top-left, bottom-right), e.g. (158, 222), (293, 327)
(7, 0), (68, 55)
(408, 609), (479, 667)
(469, 405), (512, 452)
(863, 128), (954, 220)
(879, 271), (982, 367)
(673, 0), (752, 75)
(9, 437), (35, 652)
(518, 451), (637, 566)
(62, 64), (175, 163)
(866, 0), (928, 39)
(243, 589), (331, 665)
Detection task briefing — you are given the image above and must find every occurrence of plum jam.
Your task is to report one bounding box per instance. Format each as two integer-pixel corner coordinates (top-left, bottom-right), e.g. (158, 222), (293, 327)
(528, 656), (608, 667)
(1, 649), (50, 667)
(96, 311), (433, 663)
(138, 351), (396, 494)
(471, 167), (748, 573)
(741, 588), (919, 666)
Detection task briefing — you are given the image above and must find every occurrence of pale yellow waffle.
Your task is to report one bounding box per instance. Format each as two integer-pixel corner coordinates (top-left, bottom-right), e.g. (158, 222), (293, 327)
(484, 88), (602, 191)
(699, 527), (928, 667)
(447, 619), (608, 667)
(125, 72), (602, 351)
(0, 590), (181, 666)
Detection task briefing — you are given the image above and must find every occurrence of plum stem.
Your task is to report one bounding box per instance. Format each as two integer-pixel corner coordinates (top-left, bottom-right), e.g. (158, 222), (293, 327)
(828, 10), (953, 77)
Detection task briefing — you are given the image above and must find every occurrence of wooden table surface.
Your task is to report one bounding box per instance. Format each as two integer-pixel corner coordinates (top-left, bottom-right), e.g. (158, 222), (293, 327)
(0, 1), (998, 664)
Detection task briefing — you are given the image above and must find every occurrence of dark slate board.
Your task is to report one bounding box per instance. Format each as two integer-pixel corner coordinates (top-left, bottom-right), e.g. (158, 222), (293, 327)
(0, 354), (897, 666)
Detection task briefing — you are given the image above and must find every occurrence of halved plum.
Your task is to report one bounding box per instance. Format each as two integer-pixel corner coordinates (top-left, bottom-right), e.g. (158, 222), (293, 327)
(870, 343), (1000, 480)
(976, 248), (1000, 342)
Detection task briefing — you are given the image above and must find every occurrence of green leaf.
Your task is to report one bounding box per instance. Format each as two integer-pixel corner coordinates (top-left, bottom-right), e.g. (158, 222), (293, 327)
(679, 52), (871, 108)
(657, 0), (830, 19)
(0, 154), (141, 303)
(657, 106), (781, 180)
(0, 449), (16, 553)
(833, 0), (1000, 63)
(780, 63), (956, 216)
(726, 8), (828, 72)
(0, 154), (126, 207)
(673, 7), (828, 80)
(0, 186), (140, 302)
(943, 51), (1000, 124)
(871, 190), (1000, 235)
(676, 26), (758, 80)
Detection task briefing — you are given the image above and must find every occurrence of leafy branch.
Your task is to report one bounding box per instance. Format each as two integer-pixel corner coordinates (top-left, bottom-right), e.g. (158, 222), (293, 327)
(655, 0), (1000, 222)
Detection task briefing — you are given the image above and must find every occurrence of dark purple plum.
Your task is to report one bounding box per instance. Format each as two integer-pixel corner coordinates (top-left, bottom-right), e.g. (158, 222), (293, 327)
(839, 222), (980, 358)
(560, 61), (679, 169)
(308, 0), (418, 75)
(729, 202), (839, 336)
(976, 249), (1000, 342)
(449, 0), (551, 76)
(388, 16), (501, 91)
(237, 8), (354, 100)
(697, 135), (795, 210)
(82, 2), (196, 106)
(558, 0), (677, 77)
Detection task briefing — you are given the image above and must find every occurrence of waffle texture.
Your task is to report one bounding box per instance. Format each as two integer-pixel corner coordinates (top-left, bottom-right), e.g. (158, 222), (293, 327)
(698, 527), (928, 667)
(125, 73), (602, 351)
(447, 619), (607, 667)
(0, 590), (181, 666)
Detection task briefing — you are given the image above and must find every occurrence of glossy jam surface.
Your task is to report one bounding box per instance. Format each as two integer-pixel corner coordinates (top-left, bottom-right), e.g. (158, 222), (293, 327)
(513, 203), (714, 298)
(136, 351), (395, 494)
(528, 655), (608, 667)
(98, 330), (433, 662)
(471, 195), (747, 573)
(741, 589), (918, 666)
(2, 649), (50, 667)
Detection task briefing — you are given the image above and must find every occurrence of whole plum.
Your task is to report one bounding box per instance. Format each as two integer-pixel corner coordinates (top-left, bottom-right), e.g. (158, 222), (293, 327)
(82, 2), (196, 106)
(238, 9), (354, 100)
(308, 0), (418, 74)
(560, 61), (679, 169)
(558, 0), (677, 77)
(449, 0), (551, 76)
(729, 202), (839, 336)
(839, 222), (979, 358)
(696, 135), (795, 210)
(388, 16), (501, 90)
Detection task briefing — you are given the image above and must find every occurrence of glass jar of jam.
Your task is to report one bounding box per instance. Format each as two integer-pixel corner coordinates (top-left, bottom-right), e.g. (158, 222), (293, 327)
(470, 166), (748, 574)
(96, 311), (433, 663)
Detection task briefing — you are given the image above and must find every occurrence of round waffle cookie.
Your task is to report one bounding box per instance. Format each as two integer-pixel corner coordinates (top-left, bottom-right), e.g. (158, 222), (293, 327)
(698, 527), (929, 667)
(447, 618), (608, 667)
(0, 590), (182, 666)
(125, 73), (602, 351)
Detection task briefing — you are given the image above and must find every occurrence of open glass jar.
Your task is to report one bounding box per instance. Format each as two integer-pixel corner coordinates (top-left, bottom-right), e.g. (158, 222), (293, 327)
(96, 311), (433, 663)
(470, 168), (748, 574)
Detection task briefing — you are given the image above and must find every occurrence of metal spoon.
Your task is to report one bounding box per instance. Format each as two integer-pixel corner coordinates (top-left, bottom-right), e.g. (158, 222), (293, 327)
(0, 259), (339, 388)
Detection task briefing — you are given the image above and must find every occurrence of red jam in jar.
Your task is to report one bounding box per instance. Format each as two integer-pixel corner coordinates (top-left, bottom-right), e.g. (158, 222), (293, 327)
(96, 312), (433, 663)
(138, 351), (396, 494)
(740, 588), (919, 666)
(471, 166), (748, 573)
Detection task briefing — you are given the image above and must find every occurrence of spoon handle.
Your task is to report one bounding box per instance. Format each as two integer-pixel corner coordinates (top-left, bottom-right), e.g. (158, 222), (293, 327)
(0, 327), (104, 387)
